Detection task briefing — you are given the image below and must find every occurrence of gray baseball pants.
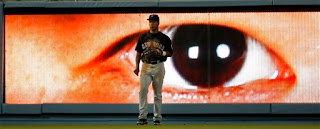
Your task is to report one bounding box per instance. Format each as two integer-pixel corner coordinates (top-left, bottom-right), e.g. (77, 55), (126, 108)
(138, 62), (165, 122)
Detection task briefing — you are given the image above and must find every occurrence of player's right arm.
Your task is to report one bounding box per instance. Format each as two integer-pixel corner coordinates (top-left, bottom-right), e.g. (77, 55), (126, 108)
(134, 52), (142, 76)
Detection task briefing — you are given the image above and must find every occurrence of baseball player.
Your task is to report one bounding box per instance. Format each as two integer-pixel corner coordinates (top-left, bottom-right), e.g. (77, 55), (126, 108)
(134, 14), (173, 125)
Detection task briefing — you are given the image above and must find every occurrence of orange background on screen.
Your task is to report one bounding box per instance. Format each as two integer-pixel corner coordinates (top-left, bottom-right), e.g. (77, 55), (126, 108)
(4, 13), (319, 104)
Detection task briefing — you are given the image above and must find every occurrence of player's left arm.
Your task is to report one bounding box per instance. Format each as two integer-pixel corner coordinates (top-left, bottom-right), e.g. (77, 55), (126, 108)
(162, 36), (173, 57)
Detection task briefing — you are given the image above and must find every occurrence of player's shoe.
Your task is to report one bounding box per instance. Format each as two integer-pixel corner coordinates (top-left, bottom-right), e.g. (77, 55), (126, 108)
(136, 119), (148, 125)
(154, 120), (161, 125)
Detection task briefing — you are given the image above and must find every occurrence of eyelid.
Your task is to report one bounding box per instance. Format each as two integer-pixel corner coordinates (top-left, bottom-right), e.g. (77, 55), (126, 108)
(77, 25), (176, 70)
(75, 32), (143, 70)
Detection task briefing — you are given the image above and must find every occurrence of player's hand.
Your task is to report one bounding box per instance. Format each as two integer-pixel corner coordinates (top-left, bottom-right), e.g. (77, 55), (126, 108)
(155, 49), (162, 55)
(133, 68), (139, 76)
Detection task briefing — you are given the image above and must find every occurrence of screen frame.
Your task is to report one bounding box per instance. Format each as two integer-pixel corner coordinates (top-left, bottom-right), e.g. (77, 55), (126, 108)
(1, 1), (319, 114)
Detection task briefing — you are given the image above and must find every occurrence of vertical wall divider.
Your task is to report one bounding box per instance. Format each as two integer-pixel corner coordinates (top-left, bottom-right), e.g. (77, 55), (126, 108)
(0, 1), (4, 114)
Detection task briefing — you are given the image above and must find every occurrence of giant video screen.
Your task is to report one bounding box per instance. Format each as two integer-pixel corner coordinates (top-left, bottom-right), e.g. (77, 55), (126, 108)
(4, 12), (319, 104)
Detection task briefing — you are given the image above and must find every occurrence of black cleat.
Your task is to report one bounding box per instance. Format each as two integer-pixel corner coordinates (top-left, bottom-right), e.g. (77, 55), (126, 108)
(137, 119), (148, 125)
(154, 120), (161, 125)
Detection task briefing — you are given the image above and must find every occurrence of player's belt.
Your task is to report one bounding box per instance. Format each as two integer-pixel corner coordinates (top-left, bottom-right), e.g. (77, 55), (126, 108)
(144, 60), (161, 64)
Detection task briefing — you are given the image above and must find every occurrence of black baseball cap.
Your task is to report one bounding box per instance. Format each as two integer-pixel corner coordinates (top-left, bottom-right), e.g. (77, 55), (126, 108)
(147, 14), (159, 21)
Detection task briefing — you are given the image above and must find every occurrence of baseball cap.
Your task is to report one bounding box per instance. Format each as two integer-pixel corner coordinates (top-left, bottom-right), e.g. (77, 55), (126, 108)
(147, 14), (159, 21)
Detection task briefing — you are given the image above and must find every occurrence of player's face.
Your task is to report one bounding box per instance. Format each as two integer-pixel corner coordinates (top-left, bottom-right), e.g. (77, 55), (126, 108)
(4, 12), (319, 104)
(149, 20), (159, 30)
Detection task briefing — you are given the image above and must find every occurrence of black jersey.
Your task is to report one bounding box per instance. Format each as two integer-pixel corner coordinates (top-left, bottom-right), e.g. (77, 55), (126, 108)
(135, 31), (173, 63)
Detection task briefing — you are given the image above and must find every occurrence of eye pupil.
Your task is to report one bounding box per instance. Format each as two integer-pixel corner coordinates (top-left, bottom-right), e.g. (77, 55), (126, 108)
(172, 25), (247, 87)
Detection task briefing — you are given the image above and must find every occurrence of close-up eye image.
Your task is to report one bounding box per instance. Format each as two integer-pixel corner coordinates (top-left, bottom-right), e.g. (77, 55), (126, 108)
(4, 12), (319, 104)
(159, 24), (296, 103)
